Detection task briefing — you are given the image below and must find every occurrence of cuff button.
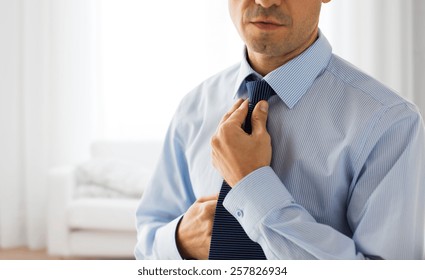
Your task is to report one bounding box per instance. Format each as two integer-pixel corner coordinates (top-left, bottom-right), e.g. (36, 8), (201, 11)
(236, 209), (244, 218)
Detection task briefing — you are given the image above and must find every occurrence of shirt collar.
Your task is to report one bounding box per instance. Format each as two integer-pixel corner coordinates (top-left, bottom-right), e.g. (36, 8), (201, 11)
(234, 30), (332, 109)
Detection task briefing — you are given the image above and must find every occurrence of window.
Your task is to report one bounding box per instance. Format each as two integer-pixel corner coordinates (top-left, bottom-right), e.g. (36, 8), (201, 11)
(97, 0), (242, 140)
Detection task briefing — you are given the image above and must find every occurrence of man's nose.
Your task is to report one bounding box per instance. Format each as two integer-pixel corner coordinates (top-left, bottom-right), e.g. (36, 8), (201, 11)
(254, 0), (282, 9)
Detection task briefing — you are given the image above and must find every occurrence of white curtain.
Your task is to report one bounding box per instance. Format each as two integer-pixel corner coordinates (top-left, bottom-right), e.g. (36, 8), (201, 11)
(320, 0), (425, 116)
(0, 0), (97, 249)
(0, 0), (424, 251)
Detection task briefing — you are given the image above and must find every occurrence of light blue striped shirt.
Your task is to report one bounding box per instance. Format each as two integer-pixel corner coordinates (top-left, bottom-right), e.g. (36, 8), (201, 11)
(135, 32), (425, 259)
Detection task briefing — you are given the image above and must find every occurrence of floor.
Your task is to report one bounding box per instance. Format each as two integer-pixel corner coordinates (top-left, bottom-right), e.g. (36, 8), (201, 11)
(0, 247), (134, 260)
(0, 247), (60, 260)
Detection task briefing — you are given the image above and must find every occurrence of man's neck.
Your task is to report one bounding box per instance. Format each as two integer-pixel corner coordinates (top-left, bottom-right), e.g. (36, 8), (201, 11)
(247, 29), (319, 76)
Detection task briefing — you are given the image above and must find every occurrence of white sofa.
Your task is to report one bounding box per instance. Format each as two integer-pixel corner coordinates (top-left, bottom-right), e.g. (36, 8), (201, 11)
(47, 141), (162, 259)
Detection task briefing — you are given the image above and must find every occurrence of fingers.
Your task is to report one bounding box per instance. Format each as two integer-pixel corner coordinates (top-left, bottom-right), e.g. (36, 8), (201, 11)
(225, 99), (249, 126)
(203, 199), (218, 218)
(197, 193), (219, 203)
(219, 98), (245, 125)
(196, 194), (218, 219)
(177, 195), (218, 260)
(220, 98), (249, 128)
(251, 100), (269, 135)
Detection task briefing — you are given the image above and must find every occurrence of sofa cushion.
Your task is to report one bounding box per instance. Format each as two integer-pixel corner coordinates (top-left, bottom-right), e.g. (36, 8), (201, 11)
(74, 184), (130, 199)
(69, 230), (137, 258)
(68, 198), (139, 231)
(75, 159), (152, 198)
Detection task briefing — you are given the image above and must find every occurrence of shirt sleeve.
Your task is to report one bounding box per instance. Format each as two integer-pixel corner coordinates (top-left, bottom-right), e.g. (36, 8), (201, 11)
(224, 103), (425, 259)
(134, 112), (195, 260)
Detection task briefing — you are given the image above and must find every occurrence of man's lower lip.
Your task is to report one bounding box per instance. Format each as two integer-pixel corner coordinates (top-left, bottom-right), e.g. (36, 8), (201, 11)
(252, 22), (284, 31)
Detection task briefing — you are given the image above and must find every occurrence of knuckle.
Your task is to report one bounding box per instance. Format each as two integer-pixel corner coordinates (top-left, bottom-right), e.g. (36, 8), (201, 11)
(220, 121), (234, 133)
(223, 112), (232, 120)
(199, 204), (209, 218)
(214, 126), (227, 142)
(234, 106), (245, 115)
(252, 114), (261, 122)
(210, 135), (221, 150)
(210, 135), (217, 146)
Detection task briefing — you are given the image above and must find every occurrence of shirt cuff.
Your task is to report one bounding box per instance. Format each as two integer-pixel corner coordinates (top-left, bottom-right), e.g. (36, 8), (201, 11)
(223, 166), (294, 241)
(154, 214), (184, 260)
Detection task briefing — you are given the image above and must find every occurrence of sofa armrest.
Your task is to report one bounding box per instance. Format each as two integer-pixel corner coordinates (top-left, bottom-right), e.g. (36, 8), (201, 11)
(46, 166), (75, 256)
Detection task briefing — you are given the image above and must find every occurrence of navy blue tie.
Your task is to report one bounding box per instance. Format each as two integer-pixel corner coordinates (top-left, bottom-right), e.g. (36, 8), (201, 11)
(209, 80), (275, 260)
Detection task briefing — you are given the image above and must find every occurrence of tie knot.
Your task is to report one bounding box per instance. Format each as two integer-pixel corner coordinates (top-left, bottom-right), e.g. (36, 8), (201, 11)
(246, 80), (276, 106)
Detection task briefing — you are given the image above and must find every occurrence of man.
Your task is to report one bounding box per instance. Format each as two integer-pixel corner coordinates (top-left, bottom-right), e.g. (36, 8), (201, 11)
(135, 0), (425, 259)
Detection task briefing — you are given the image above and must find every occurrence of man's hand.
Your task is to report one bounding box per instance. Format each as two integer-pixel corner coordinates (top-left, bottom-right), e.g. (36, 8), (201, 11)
(211, 98), (272, 187)
(176, 194), (218, 260)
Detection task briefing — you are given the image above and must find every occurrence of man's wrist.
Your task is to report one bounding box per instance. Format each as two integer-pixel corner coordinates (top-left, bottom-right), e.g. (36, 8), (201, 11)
(224, 167), (294, 237)
(175, 215), (192, 259)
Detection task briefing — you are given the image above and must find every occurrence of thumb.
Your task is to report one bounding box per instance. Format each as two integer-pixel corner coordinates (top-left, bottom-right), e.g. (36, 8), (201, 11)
(251, 100), (269, 135)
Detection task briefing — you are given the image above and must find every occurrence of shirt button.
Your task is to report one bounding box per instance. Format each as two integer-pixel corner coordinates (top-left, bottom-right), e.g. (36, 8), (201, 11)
(236, 209), (244, 218)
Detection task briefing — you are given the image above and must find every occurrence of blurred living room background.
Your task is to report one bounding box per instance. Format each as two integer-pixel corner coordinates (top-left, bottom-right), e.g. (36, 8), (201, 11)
(0, 0), (424, 259)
